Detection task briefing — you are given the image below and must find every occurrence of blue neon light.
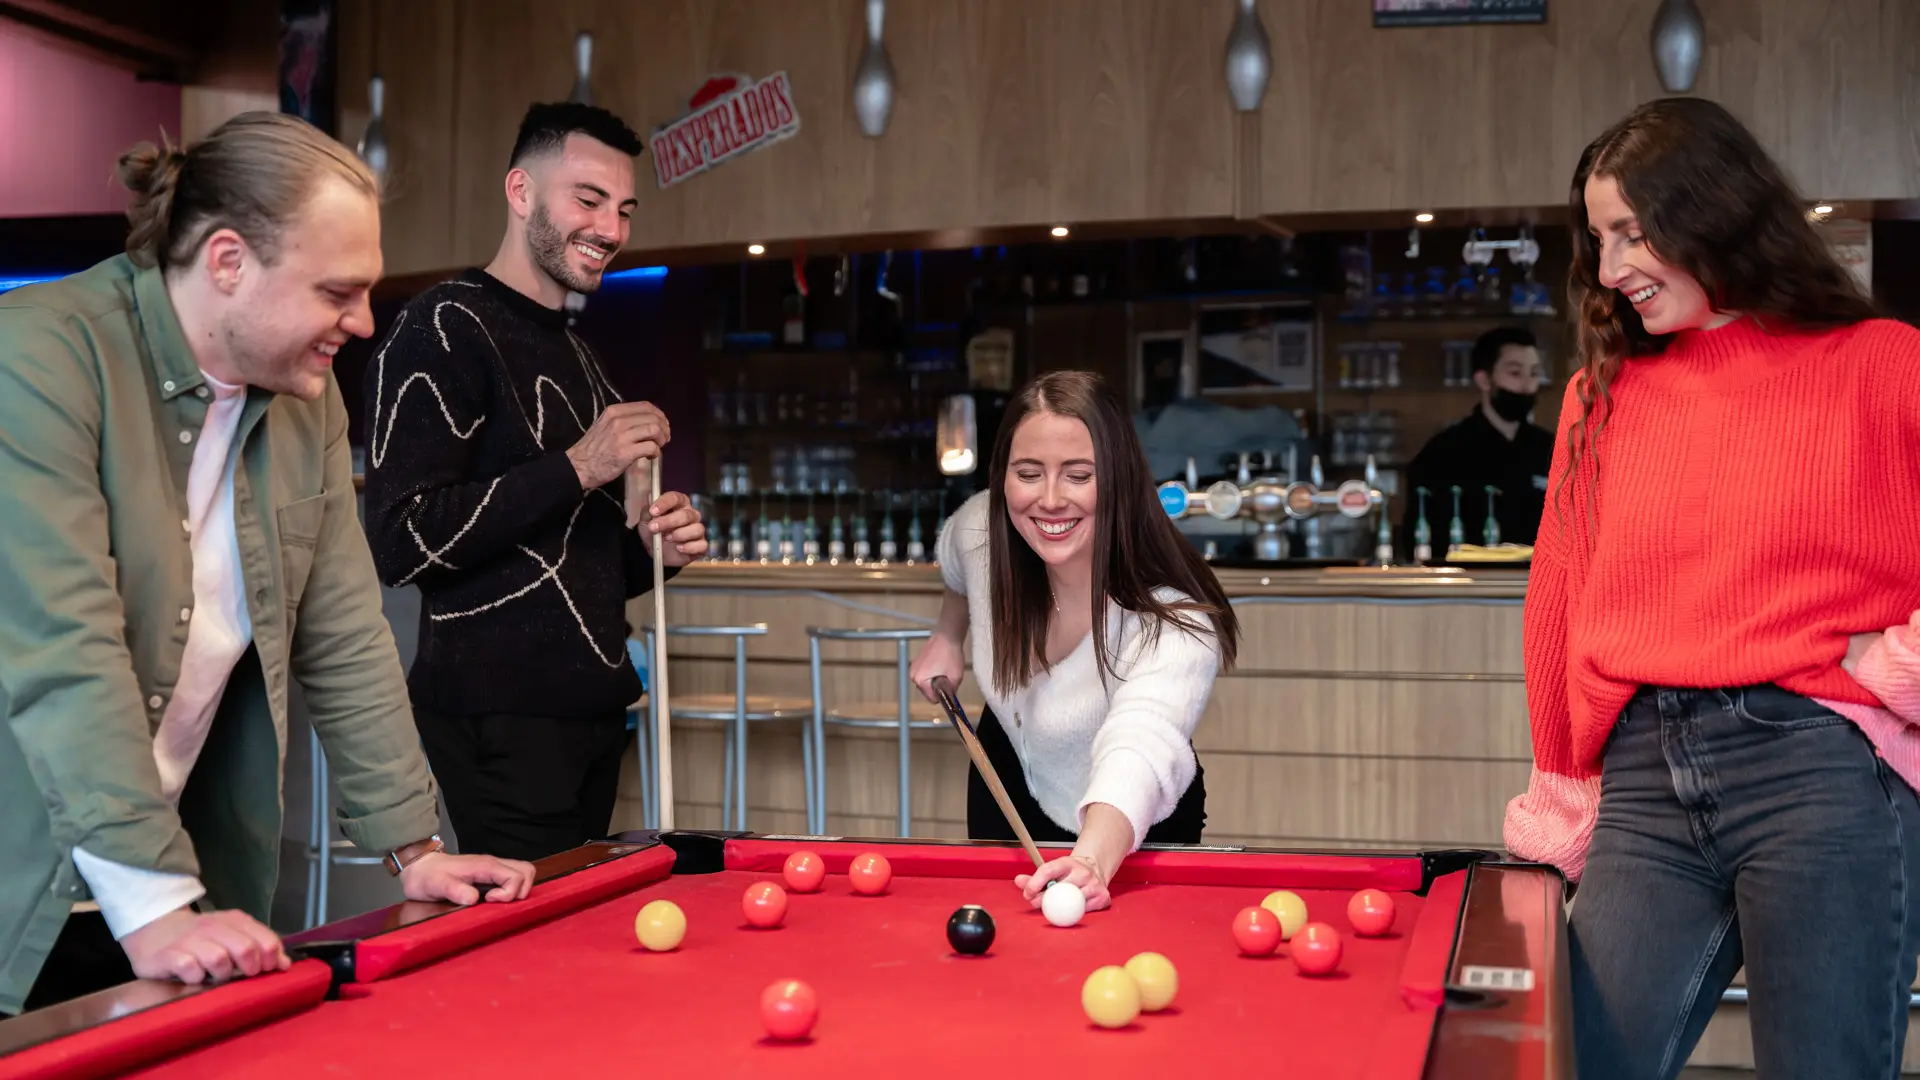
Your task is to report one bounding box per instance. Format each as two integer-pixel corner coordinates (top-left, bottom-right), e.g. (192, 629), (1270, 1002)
(0, 275), (62, 293)
(605, 265), (668, 281)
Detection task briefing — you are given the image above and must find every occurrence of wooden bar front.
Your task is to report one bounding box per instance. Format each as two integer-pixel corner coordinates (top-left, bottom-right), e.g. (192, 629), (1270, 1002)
(615, 562), (1530, 849)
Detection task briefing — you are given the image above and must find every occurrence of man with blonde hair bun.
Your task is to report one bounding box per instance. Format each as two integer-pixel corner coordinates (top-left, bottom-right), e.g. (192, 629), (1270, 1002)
(0, 111), (534, 1017)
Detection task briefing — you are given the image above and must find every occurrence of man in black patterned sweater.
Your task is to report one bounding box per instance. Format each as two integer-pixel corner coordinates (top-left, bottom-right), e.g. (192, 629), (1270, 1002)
(363, 103), (707, 861)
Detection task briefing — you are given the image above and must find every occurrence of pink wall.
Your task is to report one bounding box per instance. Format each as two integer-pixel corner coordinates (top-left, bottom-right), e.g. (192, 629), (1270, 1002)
(0, 21), (182, 218)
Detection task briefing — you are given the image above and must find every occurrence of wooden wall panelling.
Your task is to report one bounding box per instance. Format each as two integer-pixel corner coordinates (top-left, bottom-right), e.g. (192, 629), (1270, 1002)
(1201, 753), (1525, 847)
(1232, 599), (1525, 676)
(1258, 0), (1920, 216)
(1197, 676), (1532, 760)
(335, 0), (462, 276)
(1034, 0), (1238, 226)
(449, 0), (565, 268)
(404, 0), (1243, 266)
(348, 0), (1919, 270)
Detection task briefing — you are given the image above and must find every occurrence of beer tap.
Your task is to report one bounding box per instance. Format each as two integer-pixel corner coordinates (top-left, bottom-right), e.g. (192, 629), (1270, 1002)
(1158, 451), (1388, 564)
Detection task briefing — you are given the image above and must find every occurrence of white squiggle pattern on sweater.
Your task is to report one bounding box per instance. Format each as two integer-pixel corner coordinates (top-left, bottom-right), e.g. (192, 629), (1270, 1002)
(371, 289), (632, 668)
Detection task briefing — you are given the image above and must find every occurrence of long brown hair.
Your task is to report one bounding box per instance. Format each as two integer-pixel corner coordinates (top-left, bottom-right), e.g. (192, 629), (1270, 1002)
(1561, 97), (1877, 511)
(985, 371), (1239, 693)
(117, 111), (378, 272)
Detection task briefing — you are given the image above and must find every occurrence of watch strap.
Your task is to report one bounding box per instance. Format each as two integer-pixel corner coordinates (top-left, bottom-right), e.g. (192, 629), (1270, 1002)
(385, 835), (445, 876)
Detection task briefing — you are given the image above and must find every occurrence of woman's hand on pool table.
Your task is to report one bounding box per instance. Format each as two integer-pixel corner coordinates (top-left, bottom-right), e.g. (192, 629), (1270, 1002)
(398, 852), (537, 906)
(1017, 853), (1111, 912)
(122, 908), (291, 986)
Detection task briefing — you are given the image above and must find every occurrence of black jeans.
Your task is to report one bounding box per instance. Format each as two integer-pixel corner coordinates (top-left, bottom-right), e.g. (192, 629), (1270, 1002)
(1570, 685), (1920, 1080)
(414, 708), (630, 863)
(15, 911), (135, 1015)
(966, 705), (1207, 845)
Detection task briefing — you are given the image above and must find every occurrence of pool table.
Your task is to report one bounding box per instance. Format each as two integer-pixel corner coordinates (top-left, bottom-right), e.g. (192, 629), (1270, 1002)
(0, 832), (1570, 1079)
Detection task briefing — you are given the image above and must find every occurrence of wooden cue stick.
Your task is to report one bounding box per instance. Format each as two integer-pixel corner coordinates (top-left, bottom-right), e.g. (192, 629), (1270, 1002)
(650, 456), (674, 832)
(930, 676), (1044, 870)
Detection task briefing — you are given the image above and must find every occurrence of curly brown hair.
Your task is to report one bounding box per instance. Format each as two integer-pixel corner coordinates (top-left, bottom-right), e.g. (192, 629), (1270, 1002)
(1561, 97), (1878, 513)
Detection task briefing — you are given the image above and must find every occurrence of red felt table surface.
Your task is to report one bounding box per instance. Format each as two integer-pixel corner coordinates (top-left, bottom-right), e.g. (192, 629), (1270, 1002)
(126, 846), (1454, 1079)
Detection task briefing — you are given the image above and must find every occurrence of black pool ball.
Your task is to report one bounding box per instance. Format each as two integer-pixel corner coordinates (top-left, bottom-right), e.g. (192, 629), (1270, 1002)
(946, 905), (995, 955)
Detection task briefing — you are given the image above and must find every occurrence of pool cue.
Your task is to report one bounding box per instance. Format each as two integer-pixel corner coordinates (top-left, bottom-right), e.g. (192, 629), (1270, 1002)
(648, 455), (674, 832)
(929, 675), (1044, 870)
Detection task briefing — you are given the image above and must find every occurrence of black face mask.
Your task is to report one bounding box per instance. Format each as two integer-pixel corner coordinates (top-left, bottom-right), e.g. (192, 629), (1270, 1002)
(1490, 388), (1537, 423)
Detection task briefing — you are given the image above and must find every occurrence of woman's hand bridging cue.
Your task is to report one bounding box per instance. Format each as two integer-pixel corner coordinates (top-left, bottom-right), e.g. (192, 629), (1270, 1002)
(1017, 853), (1111, 913)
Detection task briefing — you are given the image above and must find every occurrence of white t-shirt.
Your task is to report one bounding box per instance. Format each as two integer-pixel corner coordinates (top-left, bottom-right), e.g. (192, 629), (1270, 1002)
(70, 371), (253, 938)
(936, 490), (1223, 850)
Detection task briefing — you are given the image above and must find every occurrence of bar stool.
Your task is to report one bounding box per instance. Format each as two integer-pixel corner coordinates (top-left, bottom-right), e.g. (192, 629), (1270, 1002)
(805, 626), (947, 837)
(303, 726), (386, 929)
(643, 623), (812, 831)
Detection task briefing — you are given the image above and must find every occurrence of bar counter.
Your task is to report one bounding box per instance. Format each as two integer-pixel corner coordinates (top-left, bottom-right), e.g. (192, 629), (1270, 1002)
(617, 561), (1532, 854)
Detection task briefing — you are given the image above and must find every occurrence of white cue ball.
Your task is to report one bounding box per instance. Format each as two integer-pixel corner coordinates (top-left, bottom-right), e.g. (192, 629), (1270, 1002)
(1041, 880), (1087, 927)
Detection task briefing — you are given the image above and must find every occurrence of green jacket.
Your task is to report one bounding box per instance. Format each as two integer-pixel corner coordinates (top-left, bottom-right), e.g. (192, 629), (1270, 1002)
(0, 256), (441, 1013)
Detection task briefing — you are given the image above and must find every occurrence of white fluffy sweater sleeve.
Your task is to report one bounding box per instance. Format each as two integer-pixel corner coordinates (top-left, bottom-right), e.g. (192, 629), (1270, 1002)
(935, 490), (1222, 850)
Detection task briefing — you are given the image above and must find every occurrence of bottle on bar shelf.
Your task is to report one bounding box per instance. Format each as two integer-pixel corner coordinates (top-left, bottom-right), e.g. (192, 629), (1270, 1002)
(906, 492), (925, 564)
(803, 493), (820, 563)
(755, 492), (773, 563)
(879, 491), (898, 563)
(852, 491), (872, 564)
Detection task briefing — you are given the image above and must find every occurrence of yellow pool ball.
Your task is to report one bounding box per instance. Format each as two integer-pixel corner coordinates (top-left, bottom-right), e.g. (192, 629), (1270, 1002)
(1081, 965), (1142, 1029)
(1123, 952), (1179, 1012)
(634, 899), (686, 951)
(1261, 890), (1309, 940)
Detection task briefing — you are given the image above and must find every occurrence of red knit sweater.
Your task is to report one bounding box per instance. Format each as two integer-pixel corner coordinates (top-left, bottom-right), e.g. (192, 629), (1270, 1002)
(1506, 316), (1920, 877)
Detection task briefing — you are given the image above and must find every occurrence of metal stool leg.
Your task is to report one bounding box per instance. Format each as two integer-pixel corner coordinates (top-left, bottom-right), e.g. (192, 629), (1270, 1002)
(896, 638), (911, 837)
(733, 635), (749, 831)
(808, 636), (825, 833)
(721, 726), (736, 831)
(313, 730), (331, 928)
(305, 727), (322, 929)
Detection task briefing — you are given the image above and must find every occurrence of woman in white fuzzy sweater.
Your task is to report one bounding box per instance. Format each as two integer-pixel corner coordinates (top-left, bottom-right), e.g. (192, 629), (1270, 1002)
(910, 371), (1239, 913)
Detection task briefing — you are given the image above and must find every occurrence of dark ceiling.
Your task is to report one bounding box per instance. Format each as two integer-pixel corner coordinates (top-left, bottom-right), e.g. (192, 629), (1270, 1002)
(0, 0), (270, 83)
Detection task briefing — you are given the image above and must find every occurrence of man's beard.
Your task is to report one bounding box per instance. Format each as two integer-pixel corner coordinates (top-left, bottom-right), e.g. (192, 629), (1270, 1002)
(528, 202), (609, 295)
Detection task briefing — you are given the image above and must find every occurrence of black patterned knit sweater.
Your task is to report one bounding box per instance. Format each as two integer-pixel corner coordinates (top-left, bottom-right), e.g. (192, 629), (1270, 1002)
(362, 268), (670, 718)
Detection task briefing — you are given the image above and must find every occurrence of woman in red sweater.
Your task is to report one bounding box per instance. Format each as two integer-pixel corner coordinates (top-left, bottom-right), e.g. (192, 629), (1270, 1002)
(1503, 97), (1920, 1079)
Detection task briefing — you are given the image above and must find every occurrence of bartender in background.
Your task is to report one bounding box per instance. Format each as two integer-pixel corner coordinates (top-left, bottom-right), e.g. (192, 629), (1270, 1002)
(1399, 326), (1553, 557)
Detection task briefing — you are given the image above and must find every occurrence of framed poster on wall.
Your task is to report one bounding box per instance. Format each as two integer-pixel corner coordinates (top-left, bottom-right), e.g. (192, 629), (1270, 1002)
(1133, 330), (1195, 412)
(1373, 0), (1546, 27)
(1197, 302), (1316, 396)
(278, 0), (337, 134)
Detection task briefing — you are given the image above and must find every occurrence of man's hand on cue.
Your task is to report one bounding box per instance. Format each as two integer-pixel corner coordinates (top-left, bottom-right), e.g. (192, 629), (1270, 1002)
(571, 401), (669, 490)
(640, 490), (708, 567)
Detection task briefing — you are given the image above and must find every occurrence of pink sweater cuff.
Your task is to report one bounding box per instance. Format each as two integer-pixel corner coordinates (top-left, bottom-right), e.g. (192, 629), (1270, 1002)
(1853, 613), (1920, 721)
(1503, 768), (1601, 882)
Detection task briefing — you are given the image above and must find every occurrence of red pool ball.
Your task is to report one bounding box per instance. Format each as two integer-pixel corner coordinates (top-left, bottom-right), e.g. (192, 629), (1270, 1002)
(1231, 905), (1282, 956)
(848, 852), (892, 896)
(1293, 922), (1343, 975)
(742, 881), (788, 928)
(760, 979), (818, 1041)
(783, 851), (826, 893)
(1347, 888), (1396, 937)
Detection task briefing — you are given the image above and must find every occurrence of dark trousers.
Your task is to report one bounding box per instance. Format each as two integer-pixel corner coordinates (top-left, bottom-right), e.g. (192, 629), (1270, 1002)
(966, 705), (1207, 846)
(1570, 685), (1920, 1080)
(15, 911), (135, 1015)
(414, 708), (630, 863)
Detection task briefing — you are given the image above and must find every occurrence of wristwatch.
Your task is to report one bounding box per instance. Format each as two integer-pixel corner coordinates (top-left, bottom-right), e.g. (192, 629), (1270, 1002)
(385, 834), (445, 876)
